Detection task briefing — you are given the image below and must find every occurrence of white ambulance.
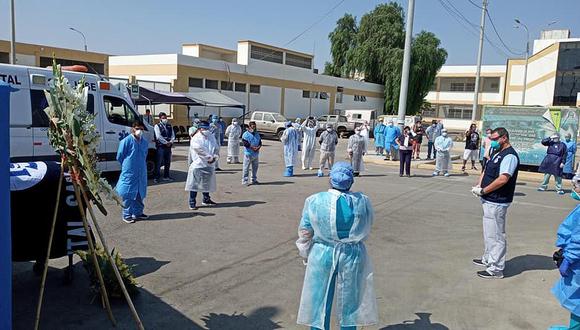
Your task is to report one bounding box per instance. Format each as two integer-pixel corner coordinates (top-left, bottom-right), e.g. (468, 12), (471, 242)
(2, 63), (156, 175)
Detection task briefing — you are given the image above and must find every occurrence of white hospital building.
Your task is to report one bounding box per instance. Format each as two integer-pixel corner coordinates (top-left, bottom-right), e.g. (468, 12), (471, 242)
(425, 29), (580, 121)
(108, 40), (385, 126)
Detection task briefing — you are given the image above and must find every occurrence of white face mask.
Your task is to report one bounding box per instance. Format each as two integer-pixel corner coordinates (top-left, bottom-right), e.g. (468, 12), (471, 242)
(326, 128), (332, 132)
(134, 129), (143, 138)
(232, 121), (238, 125)
(388, 123), (393, 126)
(442, 132), (448, 137)
(161, 118), (168, 124)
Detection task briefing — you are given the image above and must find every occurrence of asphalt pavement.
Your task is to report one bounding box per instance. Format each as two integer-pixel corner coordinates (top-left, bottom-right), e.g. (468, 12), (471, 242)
(13, 137), (578, 329)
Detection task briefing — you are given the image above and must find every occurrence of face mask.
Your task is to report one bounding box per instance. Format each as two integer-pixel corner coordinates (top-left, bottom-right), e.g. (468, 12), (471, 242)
(161, 119), (168, 124)
(388, 123), (393, 127)
(490, 140), (500, 149)
(432, 124), (436, 127)
(356, 131), (361, 136)
(232, 121), (238, 125)
(571, 190), (580, 201)
(212, 118), (218, 123)
(327, 128), (332, 132)
(442, 132), (448, 137)
(248, 127), (255, 132)
(134, 129), (143, 138)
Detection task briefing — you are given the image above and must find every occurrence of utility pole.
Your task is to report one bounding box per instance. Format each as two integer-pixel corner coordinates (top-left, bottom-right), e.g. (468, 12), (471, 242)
(396, 0), (415, 129)
(472, 0), (488, 121)
(9, 0), (16, 64)
(515, 18), (530, 105)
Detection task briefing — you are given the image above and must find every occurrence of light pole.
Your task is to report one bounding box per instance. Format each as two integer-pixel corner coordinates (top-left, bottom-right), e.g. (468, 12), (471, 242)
(514, 19), (529, 105)
(69, 27), (87, 52)
(396, 0), (415, 129)
(472, 0), (488, 121)
(9, 0), (16, 64)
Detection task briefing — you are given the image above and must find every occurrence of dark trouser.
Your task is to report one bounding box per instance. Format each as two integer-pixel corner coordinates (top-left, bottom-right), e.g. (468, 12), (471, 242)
(399, 150), (412, 176)
(427, 141), (435, 159)
(155, 146), (172, 179)
(189, 191), (210, 207)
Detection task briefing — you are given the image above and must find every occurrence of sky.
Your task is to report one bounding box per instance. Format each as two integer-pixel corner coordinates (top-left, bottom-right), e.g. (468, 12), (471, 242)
(1, 0), (579, 70)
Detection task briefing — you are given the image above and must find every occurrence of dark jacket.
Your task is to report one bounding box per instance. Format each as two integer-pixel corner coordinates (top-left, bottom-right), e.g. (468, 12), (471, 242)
(538, 138), (567, 176)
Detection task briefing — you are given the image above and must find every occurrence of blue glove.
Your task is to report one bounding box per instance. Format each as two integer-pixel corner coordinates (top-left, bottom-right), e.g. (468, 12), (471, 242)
(560, 258), (571, 277)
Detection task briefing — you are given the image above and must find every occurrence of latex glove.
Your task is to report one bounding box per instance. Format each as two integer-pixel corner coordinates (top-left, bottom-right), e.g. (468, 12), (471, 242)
(560, 163), (565, 169)
(299, 229), (312, 239)
(471, 186), (484, 197)
(560, 258), (571, 277)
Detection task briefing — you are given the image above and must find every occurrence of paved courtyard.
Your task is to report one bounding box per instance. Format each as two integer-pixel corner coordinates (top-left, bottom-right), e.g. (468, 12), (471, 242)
(13, 138), (577, 329)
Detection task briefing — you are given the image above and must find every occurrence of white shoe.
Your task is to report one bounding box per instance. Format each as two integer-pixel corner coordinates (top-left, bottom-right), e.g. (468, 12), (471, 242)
(444, 172), (450, 177)
(432, 171), (439, 176)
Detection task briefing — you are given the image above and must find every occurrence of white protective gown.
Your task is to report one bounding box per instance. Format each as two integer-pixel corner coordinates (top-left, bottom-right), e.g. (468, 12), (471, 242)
(185, 132), (219, 192)
(301, 123), (318, 169)
(435, 135), (454, 172)
(360, 124), (370, 153)
(297, 189), (377, 328)
(281, 126), (300, 167)
(224, 123), (242, 161)
(348, 134), (367, 173)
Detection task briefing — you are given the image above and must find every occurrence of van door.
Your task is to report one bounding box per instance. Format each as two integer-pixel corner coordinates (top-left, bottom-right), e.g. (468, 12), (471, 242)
(101, 94), (142, 171)
(262, 113), (275, 133)
(9, 88), (34, 161)
(253, 112), (264, 131)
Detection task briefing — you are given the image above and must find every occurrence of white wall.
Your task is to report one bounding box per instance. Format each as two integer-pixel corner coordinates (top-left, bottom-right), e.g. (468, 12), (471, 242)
(525, 77), (556, 106)
(249, 85), (280, 113)
(284, 88), (311, 119)
(15, 53), (35, 66)
(237, 42), (249, 65)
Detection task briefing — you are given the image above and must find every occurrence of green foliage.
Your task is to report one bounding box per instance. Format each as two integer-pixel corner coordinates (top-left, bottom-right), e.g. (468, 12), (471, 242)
(327, 13), (358, 77)
(44, 59), (122, 210)
(76, 247), (139, 299)
(326, 2), (447, 115)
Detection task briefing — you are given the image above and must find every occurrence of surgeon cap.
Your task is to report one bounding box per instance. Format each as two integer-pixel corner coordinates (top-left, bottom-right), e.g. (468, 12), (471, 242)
(198, 121), (210, 130)
(286, 121), (293, 128)
(330, 162), (354, 191)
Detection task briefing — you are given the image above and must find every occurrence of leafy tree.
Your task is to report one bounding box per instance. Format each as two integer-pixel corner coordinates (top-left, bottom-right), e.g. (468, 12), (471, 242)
(325, 2), (447, 115)
(327, 14), (358, 77)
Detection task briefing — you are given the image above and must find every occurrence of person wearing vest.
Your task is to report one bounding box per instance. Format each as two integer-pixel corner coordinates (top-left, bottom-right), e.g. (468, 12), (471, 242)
(471, 127), (519, 279)
(153, 112), (175, 183)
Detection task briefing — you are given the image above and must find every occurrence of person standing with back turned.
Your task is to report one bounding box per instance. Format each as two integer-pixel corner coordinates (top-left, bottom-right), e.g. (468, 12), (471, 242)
(471, 127), (519, 279)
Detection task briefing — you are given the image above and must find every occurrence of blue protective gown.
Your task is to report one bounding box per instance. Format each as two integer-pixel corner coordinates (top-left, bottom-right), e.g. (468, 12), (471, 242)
(383, 125), (401, 152)
(564, 140), (577, 175)
(539, 139), (568, 177)
(116, 135), (149, 200)
(373, 124), (386, 148)
(297, 189), (377, 328)
(281, 126), (301, 167)
(552, 204), (580, 315)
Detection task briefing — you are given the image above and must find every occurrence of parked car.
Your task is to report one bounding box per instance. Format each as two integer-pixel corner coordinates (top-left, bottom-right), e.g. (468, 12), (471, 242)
(243, 111), (288, 139)
(316, 115), (356, 138)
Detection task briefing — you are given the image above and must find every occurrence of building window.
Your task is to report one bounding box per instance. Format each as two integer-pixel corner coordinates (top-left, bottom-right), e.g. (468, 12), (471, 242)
(205, 79), (218, 89)
(39, 57), (105, 74)
(285, 53), (312, 69)
(0, 52), (8, 64)
(336, 87), (343, 104)
(221, 81), (233, 91)
(250, 45), (283, 64)
(235, 82), (246, 92)
(319, 92), (328, 100)
(31, 90), (94, 128)
(250, 84), (261, 94)
(354, 95), (367, 102)
(447, 107), (472, 119)
(188, 77), (203, 88)
(302, 90), (310, 98)
(104, 95), (139, 127)
(553, 41), (580, 106)
(450, 83), (465, 92)
(421, 108), (436, 117)
(311, 91), (319, 99)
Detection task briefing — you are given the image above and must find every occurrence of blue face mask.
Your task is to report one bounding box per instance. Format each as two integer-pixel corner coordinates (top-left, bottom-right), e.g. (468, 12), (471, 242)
(572, 190), (580, 201)
(490, 140), (500, 150)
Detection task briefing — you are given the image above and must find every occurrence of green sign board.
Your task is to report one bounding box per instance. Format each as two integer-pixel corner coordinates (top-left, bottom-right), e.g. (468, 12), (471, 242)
(481, 106), (579, 166)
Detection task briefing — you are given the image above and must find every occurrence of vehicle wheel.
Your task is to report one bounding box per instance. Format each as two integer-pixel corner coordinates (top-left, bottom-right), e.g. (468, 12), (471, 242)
(147, 150), (156, 178)
(277, 129), (285, 140)
(337, 127), (346, 138)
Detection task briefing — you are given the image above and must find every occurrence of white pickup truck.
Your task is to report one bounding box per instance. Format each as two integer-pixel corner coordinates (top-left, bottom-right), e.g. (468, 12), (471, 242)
(243, 111), (288, 139)
(316, 115), (356, 138)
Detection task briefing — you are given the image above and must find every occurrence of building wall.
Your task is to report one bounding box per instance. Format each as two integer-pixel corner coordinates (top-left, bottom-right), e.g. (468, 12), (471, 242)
(0, 40), (109, 74)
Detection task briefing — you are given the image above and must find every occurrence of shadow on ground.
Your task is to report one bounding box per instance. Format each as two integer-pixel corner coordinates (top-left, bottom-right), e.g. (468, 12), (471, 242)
(201, 307), (282, 330)
(212, 201), (266, 208)
(123, 257), (170, 278)
(381, 312), (449, 329)
(147, 211), (215, 221)
(253, 181), (293, 186)
(13, 262), (205, 329)
(504, 254), (556, 278)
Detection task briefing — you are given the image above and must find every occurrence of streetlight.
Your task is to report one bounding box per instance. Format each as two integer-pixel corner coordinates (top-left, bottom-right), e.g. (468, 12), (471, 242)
(514, 18), (529, 105)
(69, 27), (87, 52)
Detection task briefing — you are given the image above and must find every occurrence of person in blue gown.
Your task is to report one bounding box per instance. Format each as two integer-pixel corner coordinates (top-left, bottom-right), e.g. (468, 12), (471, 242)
(281, 121), (301, 177)
(383, 119), (401, 161)
(116, 121), (149, 223)
(563, 133), (577, 180)
(551, 174), (580, 330)
(297, 162), (377, 330)
(373, 120), (386, 155)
